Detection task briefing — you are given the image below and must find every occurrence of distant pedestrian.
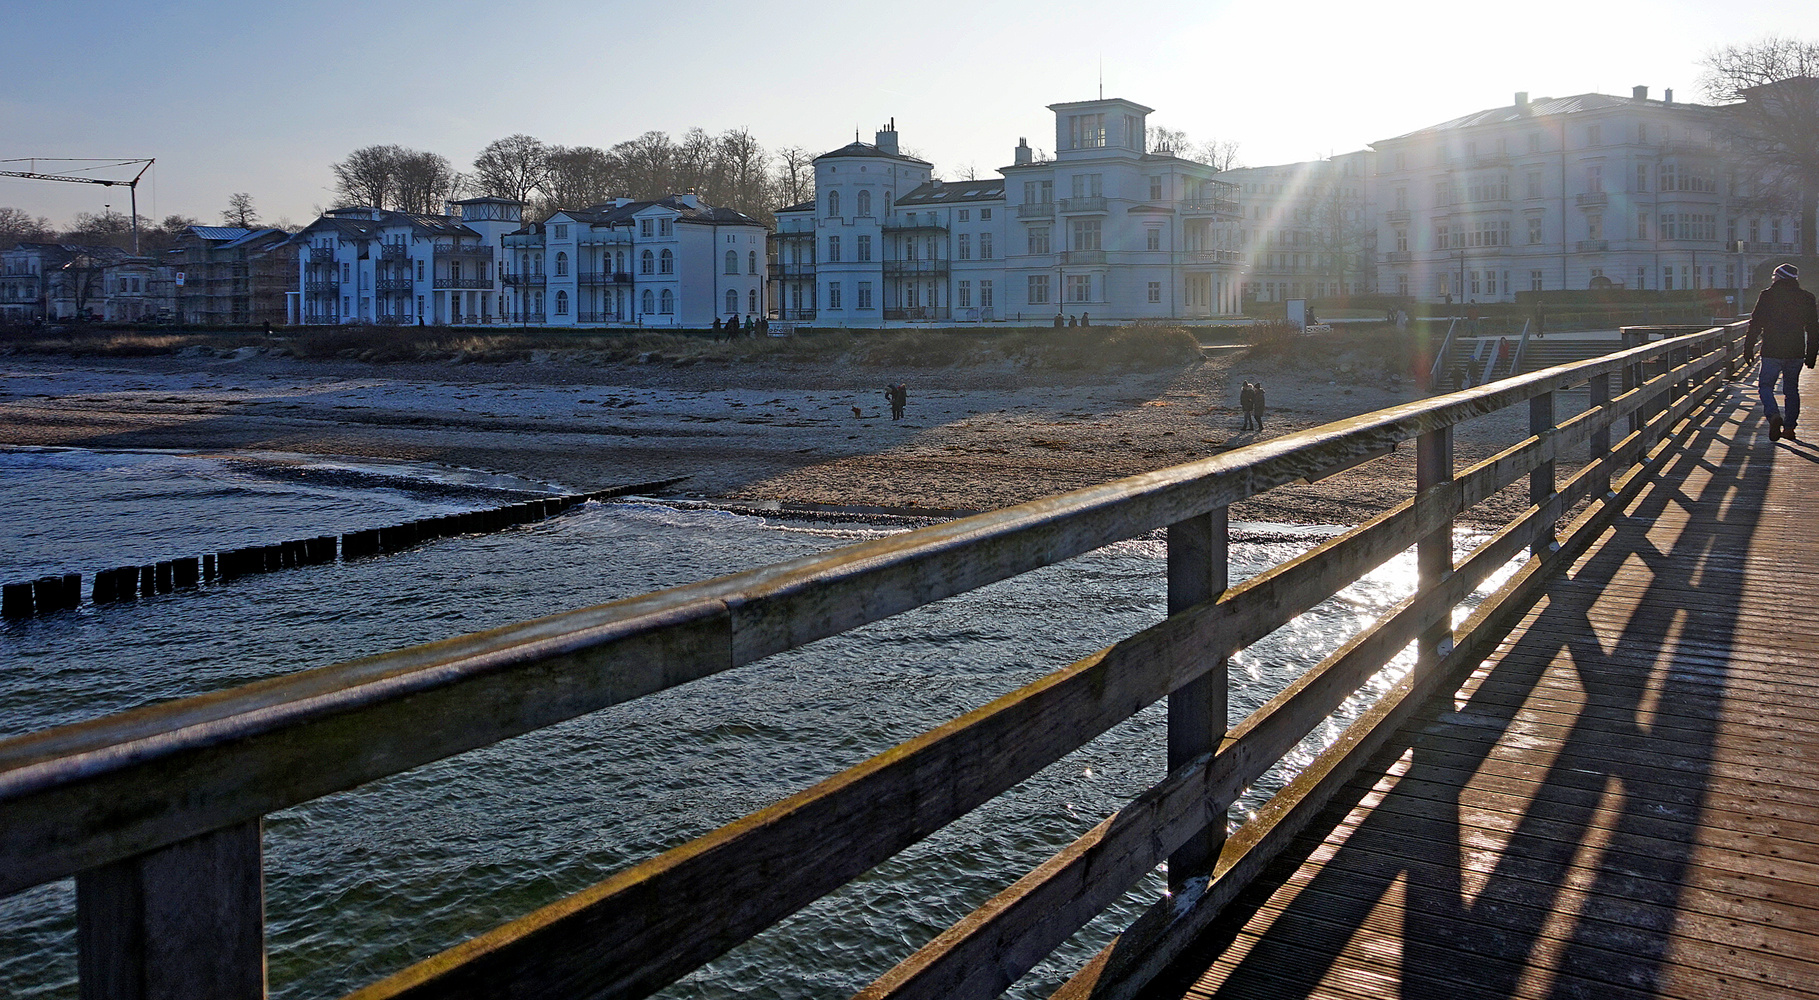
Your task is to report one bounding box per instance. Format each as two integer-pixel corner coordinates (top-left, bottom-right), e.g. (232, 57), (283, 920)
(1467, 302), (1481, 335)
(888, 382), (907, 420)
(1080, 312), (1091, 327)
(1252, 382), (1267, 430)
(1054, 312), (1066, 328)
(1748, 262), (1819, 442)
(1240, 380), (1258, 430)
(1067, 314), (1078, 328)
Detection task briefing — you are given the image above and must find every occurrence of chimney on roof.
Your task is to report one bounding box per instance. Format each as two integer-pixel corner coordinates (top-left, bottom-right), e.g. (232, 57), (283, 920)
(875, 119), (899, 156)
(1664, 88), (1674, 105)
(1515, 91), (1529, 109)
(1014, 137), (1033, 166)
(1632, 85), (1649, 101)
(678, 190), (700, 209)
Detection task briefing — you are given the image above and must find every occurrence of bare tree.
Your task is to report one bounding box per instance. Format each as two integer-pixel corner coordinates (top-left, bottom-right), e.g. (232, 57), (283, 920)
(0, 207), (55, 249)
(540, 145), (619, 215)
(773, 146), (815, 207)
(392, 149), (461, 214)
(1146, 126), (1243, 171)
(472, 134), (551, 208)
(222, 193), (260, 228)
(1702, 36), (1819, 254)
(716, 128), (774, 223)
(63, 210), (135, 249)
(331, 144), (404, 210)
(612, 131), (679, 199)
(675, 127), (722, 198)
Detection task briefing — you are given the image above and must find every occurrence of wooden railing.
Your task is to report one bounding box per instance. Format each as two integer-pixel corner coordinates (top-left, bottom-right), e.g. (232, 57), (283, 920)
(0, 322), (1748, 1000)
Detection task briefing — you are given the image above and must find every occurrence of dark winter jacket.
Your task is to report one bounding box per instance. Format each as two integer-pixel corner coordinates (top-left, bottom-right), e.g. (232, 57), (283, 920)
(1747, 278), (1819, 362)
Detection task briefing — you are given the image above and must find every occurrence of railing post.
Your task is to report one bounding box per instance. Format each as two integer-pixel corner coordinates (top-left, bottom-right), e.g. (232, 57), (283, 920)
(77, 819), (266, 1000)
(1416, 425), (1454, 672)
(1589, 372), (1612, 502)
(1622, 330), (1641, 437)
(1166, 507), (1228, 889)
(1530, 390), (1557, 557)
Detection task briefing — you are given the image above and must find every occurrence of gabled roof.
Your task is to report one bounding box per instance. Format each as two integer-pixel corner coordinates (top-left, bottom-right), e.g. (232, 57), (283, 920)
(526, 194), (765, 232)
(895, 178), (1006, 206)
(188, 226), (254, 242)
(774, 199), (817, 215)
(814, 141), (933, 167)
(298, 210), (477, 240)
(1377, 92), (1715, 144)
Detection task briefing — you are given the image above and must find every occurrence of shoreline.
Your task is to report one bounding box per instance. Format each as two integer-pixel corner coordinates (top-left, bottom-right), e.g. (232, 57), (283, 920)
(0, 350), (1542, 530)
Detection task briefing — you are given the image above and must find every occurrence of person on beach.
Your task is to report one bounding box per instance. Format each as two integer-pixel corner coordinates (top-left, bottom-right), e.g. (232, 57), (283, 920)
(1080, 312), (1091, 327)
(1240, 380), (1257, 430)
(1747, 263), (1819, 442)
(1054, 312), (1066, 328)
(887, 383), (907, 421)
(1252, 382), (1267, 431)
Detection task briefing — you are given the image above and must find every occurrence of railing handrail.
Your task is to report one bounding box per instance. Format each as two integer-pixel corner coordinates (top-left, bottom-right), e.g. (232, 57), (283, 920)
(0, 323), (1747, 998)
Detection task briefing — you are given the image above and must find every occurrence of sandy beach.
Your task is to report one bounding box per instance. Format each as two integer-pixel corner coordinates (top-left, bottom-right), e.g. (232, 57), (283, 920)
(0, 346), (1543, 528)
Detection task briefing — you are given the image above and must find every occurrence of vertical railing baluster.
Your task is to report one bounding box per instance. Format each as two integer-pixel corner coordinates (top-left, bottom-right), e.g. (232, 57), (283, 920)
(77, 820), (266, 1000)
(1416, 424), (1454, 672)
(1167, 507), (1228, 890)
(1530, 390), (1557, 557)
(1589, 372), (1613, 503)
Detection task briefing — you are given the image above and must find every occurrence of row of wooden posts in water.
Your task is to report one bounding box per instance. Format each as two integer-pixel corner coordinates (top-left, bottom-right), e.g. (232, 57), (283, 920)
(1, 478), (686, 621)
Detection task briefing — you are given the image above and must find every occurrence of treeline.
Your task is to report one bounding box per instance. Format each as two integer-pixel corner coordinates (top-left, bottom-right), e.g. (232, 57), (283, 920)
(0, 193), (269, 255)
(328, 128), (818, 227)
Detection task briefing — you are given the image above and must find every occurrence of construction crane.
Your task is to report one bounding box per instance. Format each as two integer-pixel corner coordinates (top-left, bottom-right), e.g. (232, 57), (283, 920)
(0, 158), (155, 253)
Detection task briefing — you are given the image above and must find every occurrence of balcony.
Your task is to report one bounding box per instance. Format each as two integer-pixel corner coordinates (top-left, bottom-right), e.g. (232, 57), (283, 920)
(1741, 241), (1797, 254)
(375, 278), (413, 292)
(1576, 240), (1609, 252)
(1057, 197), (1107, 214)
(1576, 191), (1608, 207)
(304, 281), (338, 295)
(434, 277), (491, 289)
(1017, 203), (1056, 219)
(883, 260), (949, 277)
(1385, 209), (1411, 223)
(1061, 250), (1106, 265)
(773, 228), (816, 240)
(379, 244), (407, 260)
(1384, 251), (1413, 263)
(576, 270), (635, 285)
(435, 243), (495, 258)
(576, 310), (626, 323)
(778, 308), (817, 322)
(1470, 153), (1511, 168)
(502, 272), (546, 286)
(884, 307), (947, 322)
(1174, 250), (1240, 265)
(309, 247), (334, 263)
(771, 263), (816, 279)
(1179, 201), (1240, 218)
(882, 216), (948, 233)
(577, 233), (631, 246)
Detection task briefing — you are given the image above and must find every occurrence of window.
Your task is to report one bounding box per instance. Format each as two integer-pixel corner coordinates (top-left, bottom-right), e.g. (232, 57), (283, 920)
(1071, 219), (1101, 250)
(1586, 124), (1602, 146)
(659, 219), (673, 237)
(641, 219), (654, 238)
(1638, 212), (1649, 240)
(980, 232), (992, 258)
(1587, 214), (1603, 241)
(958, 234), (971, 259)
(556, 290), (569, 315)
(1435, 223), (1450, 249)
(858, 281), (873, 309)
(1149, 176), (1163, 201)
(1636, 164), (1647, 192)
(959, 210), (970, 222)
(749, 251), (758, 275)
(980, 280), (993, 310)
(1394, 186), (1407, 210)
(1028, 227), (1050, 255)
(1024, 180), (1053, 204)
(857, 235), (872, 262)
(726, 250), (739, 275)
(342, 263), (350, 282)
(1147, 281), (1161, 303)
(1527, 216), (1543, 244)
(1068, 113), (1106, 149)
(1070, 173), (1103, 198)
(1637, 267), (1649, 290)
(1530, 270), (1544, 292)
(1146, 228), (1161, 251)
(1028, 274), (1050, 304)
(857, 190), (871, 216)
(726, 289), (738, 314)
(958, 281), (971, 307)
(1396, 274), (1409, 296)
(980, 209), (991, 220)
(749, 289), (759, 313)
(641, 289), (655, 313)
(1525, 171), (1541, 200)
(827, 191), (841, 217)
(641, 249), (655, 274)
(555, 252), (568, 276)
(1662, 266), (1674, 290)
(416, 260), (423, 280)
(660, 289), (674, 313)
(828, 236), (841, 263)
(417, 295), (424, 314)
(1638, 122), (1649, 143)
(659, 249), (674, 274)
(827, 281), (842, 309)
(554, 224), (568, 239)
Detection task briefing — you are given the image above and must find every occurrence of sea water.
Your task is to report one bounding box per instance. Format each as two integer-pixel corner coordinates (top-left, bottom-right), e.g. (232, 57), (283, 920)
(0, 447), (1493, 999)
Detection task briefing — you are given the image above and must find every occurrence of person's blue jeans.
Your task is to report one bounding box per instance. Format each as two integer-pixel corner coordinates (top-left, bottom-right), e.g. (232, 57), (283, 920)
(1760, 355), (1802, 430)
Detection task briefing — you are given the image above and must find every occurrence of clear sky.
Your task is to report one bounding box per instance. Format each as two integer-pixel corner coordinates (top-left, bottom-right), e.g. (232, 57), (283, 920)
(1, 0), (1808, 229)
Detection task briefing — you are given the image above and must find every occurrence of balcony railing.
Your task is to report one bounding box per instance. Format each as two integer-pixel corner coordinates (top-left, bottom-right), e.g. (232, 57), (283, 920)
(1385, 209), (1411, 223)
(1576, 192), (1608, 207)
(1017, 203), (1056, 219)
(778, 308), (817, 321)
(771, 263), (817, 279)
(1179, 201), (1240, 218)
(882, 217), (948, 233)
(376, 278), (413, 292)
(883, 260), (950, 276)
(577, 271), (635, 285)
(1057, 197), (1107, 213)
(304, 281), (338, 295)
(1173, 250), (1240, 265)
(578, 233), (632, 246)
(506, 311), (546, 324)
(435, 243), (495, 258)
(883, 307), (947, 321)
(576, 311), (626, 323)
(773, 228), (816, 240)
(502, 273), (546, 286)
(1061, 250), (1106, 265)
(1577, 240), (1609, 252)
(434, 277), (491, 289)
(379, 245), (407, 260)
(1740, 241), (1797, 254)
(309, 247), (334, 263)
(1384, 251), (1413, 263)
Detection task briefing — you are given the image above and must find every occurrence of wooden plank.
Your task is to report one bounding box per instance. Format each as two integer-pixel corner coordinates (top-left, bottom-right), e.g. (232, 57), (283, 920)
(1167, 509), (1229, 887)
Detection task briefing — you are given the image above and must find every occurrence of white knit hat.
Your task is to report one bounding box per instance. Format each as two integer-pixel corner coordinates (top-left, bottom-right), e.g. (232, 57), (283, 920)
(1774, 262), (1800, 281)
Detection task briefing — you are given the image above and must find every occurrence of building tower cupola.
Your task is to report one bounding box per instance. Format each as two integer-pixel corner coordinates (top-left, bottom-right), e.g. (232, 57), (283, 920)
(1014, 137), (1033, 166)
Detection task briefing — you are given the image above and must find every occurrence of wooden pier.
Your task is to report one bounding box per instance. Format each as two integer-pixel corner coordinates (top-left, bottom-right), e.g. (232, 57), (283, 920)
(4, 320), (1804, 1000)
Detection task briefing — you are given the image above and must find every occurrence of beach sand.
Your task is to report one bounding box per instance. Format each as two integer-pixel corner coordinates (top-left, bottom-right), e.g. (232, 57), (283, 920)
(0, 348), (1546, 528)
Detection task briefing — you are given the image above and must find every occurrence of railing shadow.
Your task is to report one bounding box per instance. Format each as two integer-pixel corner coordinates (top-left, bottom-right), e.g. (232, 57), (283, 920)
(1165, 380), (1764, 998)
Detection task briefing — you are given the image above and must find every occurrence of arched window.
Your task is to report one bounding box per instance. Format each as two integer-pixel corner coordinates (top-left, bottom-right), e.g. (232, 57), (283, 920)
(725, 250), (738, 275)
(555, 290), (569, 315)
(534, 253), (543, 275)
(748, 289), (758, 313)
(616, 250), (626, 273)
(857, 189), (871, 216)
(748, 251), (757, 275)
(726, 289), (738, 314)
(660, 289), (675, 314)
(827, 190), (840, 217)
(641, 289), (655, 313)
(660, 249), (674, 274)
(641, 249), (655, 275)
(555, 251), (568, 277)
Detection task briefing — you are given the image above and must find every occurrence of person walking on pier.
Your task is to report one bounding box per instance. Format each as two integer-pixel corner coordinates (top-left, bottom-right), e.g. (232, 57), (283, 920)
(1747, 263), (1819, 442)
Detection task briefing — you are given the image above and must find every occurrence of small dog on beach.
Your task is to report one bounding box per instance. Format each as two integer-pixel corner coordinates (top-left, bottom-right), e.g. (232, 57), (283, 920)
(852, 406), (863, 418)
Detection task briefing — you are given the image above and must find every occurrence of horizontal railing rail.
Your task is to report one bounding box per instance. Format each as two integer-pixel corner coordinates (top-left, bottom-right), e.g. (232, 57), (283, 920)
(0, 322), (1746, 1000)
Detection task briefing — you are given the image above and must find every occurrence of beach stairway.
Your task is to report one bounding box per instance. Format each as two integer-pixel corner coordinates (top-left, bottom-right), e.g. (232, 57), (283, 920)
(1456, 333), (1624, 378)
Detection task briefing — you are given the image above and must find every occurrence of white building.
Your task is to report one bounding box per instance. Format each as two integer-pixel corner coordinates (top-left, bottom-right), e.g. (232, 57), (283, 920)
(504, 194), (767, 327)
(0, 243), (171, 323)
(1220, 151), (1374, 304)
(772, 98), (1244, 327)
(296, 197), (520, 325)
(1371, 87), (1801, 303)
